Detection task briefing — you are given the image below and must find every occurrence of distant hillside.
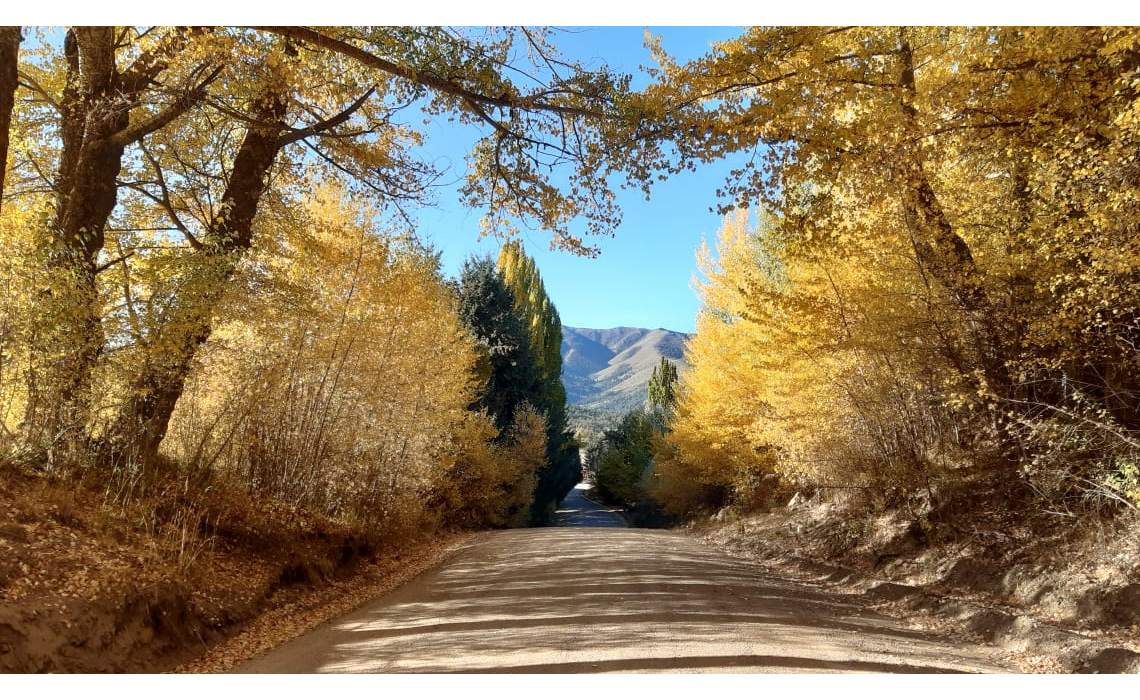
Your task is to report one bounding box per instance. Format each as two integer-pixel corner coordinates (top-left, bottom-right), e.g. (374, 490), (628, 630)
(561, 326), (690, 415)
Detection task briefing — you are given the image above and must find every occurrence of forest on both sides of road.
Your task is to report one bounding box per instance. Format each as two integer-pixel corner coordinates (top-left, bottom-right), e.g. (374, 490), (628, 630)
(1, 26), (1140, 672)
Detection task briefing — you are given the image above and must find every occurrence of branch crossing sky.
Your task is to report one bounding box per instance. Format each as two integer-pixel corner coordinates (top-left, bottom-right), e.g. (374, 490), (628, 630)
(417, 27), (748, 335)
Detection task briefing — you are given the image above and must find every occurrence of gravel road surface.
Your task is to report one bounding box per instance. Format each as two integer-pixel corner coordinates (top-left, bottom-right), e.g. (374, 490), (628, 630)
(235, 487), (1012, 673)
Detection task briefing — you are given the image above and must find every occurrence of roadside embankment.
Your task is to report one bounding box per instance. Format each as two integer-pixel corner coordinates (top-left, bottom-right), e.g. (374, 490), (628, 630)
(692, 494), (1140, 673)
(0, 463), (472, 673)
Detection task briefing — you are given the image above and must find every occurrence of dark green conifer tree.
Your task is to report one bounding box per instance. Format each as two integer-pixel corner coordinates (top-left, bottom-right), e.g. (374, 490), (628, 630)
(456, 256), (541, 435)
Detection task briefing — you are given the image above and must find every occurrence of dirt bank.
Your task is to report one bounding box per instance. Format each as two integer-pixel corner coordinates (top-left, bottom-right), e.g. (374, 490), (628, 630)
(692, 493), (1140, 673)
(0, 465), (470, 673)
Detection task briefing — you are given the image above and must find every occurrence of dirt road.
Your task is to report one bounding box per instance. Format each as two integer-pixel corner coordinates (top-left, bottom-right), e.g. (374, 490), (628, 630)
(554, 483), (627, 527)
(235, 487), (1012, 673)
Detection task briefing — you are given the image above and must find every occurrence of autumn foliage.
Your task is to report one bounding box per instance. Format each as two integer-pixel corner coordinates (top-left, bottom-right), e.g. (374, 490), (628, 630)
(161, 188), (502, 533)
(4, 25), (1140, 548)
(652, 27), (1140, 518)
(0, 27), (622, 546)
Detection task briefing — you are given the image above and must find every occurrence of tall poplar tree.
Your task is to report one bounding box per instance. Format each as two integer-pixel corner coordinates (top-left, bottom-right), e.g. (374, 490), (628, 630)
(496, 241), (580, 524)
(647, 357), (678, 412)
(497, 241), (567, 434)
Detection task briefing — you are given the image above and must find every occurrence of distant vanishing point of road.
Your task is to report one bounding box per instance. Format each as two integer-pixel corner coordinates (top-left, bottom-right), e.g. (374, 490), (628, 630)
(554, 483), (627, 527)
(235, 484), (1011, 674)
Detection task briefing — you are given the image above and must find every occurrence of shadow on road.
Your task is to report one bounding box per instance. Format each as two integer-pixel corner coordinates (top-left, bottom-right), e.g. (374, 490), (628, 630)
(237, 527), (1011, 674)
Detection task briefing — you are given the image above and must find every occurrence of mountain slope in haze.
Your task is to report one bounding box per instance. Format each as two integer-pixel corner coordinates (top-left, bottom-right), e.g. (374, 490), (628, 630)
(561, 326), (689, 414)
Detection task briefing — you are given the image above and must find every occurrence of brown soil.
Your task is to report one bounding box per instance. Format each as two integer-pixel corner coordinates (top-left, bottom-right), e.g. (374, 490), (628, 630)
(0, 463), (470, 673)
(691, 488), (1140, 674)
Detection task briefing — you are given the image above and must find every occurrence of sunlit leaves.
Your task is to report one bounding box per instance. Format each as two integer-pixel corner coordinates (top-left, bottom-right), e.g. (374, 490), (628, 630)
(164, 185), (489, 530)
(653, 26), (1140, 511)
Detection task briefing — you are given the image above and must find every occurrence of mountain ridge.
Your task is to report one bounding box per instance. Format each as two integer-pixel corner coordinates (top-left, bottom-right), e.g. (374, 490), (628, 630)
(561, 325), (690, 414)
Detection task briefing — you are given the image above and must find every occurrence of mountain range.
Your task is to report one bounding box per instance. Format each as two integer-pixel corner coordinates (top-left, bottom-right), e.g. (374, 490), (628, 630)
(561, 326), (690, 414)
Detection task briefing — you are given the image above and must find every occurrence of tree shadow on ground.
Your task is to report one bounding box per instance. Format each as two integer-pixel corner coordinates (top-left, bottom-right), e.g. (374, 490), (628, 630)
(237, 527), (1010, 674)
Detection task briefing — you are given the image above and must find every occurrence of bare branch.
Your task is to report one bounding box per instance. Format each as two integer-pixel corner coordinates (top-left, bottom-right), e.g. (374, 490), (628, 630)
(132, 141), (203, 249)
(94, 250), (135, 274)
(109, 65), (224, 148)
(117, 26), (212, 97)
(15, 70), (59, 111)
(277, 87), (376, 146)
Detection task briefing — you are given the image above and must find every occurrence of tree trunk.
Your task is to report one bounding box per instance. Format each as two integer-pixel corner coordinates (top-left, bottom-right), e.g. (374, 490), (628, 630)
(896, 30), (1010, 397)
(24, 27), (209, 456)
(0, 26), (22, 212)
(24, 28), (127, 452)
(110, 84), (290, 465)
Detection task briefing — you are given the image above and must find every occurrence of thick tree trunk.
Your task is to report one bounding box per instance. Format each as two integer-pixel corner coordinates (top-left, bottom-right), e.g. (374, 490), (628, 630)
(111, 85), (289, 464)
(24, 28), (127, 452)
(24, 27), (210, 456)
(896, 31), (1010, 397)
(0, 26), (22, 212)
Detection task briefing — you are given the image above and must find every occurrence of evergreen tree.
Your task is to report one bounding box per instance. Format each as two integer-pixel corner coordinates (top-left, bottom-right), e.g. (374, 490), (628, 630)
(647, 358), (679, 412)
(591, 409), (657, 507)
(455, 256), (541, 435)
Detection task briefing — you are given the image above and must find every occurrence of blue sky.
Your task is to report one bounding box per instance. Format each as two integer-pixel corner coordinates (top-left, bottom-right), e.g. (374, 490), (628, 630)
(412, 27), (749, 335)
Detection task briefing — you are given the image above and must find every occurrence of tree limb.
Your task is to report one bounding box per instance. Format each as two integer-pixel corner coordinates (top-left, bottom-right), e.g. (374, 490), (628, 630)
(109, 65), (224, 148)
(250, 26), (611, 121)
(277, 86), (375, 146)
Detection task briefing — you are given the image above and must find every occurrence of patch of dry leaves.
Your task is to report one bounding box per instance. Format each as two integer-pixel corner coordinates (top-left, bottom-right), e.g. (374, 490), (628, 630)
(1, 466), (478, 673)
(1, 478), (168, 610)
